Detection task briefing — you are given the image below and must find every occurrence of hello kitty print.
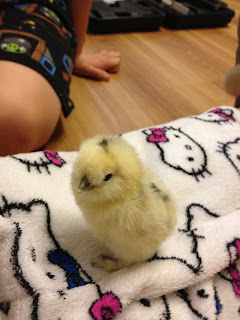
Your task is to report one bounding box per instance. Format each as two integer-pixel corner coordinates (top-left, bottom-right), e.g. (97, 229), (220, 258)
(0, 106), (240, 320)
(143, 127), (211, 181)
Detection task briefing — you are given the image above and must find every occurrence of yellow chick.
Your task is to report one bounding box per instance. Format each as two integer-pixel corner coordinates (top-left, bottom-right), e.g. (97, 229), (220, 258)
(71, 135), (176, 271)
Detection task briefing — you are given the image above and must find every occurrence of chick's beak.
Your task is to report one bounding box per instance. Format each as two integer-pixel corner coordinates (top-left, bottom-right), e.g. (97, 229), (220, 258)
(78, 182), (93, 193)
(78, 176), (94, 193)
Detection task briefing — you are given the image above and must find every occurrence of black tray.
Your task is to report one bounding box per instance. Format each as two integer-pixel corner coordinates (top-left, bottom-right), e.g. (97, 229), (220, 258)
(88, 0), (166, 34)
(88, 0), (235, 34)
(157, 0), (235, 29)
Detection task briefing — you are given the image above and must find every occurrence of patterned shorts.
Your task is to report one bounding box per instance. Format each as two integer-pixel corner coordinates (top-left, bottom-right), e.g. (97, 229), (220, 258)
(0, 0), (77, 117)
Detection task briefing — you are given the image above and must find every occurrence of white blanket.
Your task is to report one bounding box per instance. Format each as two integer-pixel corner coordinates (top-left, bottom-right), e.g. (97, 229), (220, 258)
(0, 106), (240, 320)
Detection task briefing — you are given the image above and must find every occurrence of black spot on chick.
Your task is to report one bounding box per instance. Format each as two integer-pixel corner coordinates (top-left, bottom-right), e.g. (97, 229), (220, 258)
(99, 138), (109, 149)
(151, 183), (160, 192)
(101, 254), (118, 262)
(150, 183), (169, 202)
(161, 193), (169, 202)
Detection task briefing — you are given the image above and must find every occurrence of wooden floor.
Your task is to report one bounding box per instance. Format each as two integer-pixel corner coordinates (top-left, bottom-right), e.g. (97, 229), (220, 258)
(45, 0), (240, 152)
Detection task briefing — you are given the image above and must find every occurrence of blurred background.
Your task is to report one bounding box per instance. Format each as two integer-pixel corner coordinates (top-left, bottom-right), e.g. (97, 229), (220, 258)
(45, 0), (240, 152)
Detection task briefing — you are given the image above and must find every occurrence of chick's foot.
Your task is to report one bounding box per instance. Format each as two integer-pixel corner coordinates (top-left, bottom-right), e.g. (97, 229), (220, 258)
(92, 255), (130, 272)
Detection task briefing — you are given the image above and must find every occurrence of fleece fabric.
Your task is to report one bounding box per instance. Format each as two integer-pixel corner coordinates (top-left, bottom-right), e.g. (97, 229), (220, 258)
(0, 106), (240, 320)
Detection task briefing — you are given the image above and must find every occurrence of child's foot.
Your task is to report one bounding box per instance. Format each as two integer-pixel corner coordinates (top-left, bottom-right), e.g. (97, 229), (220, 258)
(73, 50), (120, 81)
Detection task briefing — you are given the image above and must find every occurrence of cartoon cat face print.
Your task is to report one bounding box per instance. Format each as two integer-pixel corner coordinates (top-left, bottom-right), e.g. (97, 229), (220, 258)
(0, 196), (92, 318)
(11, 150), (66, 174)
(190, 108), (236, 125)
(219, 239), (240, 298)
(217, 138), (240, 175)
(0, 196), (122, 319)
(143, 127), (211, 181)
(150, 203), (220, 275)
(177, 284), (222, 319)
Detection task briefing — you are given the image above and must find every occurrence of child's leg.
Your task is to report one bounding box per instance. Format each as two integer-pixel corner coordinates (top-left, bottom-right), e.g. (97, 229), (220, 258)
(0, 61), (61, 156)
(0, 0), (121, 156)
(224, 15), (240, 104)
(235, 16), (240, 107)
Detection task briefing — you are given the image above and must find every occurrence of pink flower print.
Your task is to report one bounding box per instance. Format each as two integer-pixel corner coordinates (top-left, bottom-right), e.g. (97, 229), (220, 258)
(44, 150), (64, 167)
(229, 264), (240, 297)
(90, 292), (122, 320)
(233, 281), (240, 297)
(235, 239), (240, 258)
(211, 108), (235, 122)
(147, 128), (168, 143)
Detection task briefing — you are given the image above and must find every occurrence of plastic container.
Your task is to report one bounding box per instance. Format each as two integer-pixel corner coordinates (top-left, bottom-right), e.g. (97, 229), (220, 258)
(88, 0), (166, 34)
(88, 0), (235, 34)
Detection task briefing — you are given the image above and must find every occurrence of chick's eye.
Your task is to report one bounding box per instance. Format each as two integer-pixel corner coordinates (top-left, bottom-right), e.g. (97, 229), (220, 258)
(104, 174), (112, 181)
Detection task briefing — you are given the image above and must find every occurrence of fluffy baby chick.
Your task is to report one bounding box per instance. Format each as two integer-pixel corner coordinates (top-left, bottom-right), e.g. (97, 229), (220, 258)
(71, 135), (176, 271)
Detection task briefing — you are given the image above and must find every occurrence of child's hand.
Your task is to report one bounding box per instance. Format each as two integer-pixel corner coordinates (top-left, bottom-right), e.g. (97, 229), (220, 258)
(73, 50), (120, 81)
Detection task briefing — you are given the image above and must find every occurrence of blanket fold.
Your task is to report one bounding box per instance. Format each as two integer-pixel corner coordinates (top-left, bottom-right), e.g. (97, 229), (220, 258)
(0, 106), (240, 320)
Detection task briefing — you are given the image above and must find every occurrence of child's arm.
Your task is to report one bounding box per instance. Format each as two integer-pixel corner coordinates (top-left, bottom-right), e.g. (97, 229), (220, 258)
(69, 0), (92, 57)
(69, 0), (120, 81)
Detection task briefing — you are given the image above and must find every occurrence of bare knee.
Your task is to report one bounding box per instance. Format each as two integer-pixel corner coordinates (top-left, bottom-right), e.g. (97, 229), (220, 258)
(0, 62), (61, 156)
(0, 96), (57, 156)
(0, 112), (32, 156)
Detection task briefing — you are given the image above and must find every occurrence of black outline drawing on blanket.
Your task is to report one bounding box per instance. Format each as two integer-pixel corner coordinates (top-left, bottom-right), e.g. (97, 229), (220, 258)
(190, 107), (236, 125)
(139, 284), (222, 320)
(149, 203), (220, 275)
(0, 195), (122, 319)
(177, 289), (208, 320)
(11, 150), (66, 174)
(160, 295), (171, 320)
(217, 138), (240, 176)
(219, 238), (240, 298)
(143, 127), (211, 182)
(177, 284), (222, 320)
(0, 302), (10, 316)
(139, 295), (171, 320)
(214, 285), (223, 316)
(139, 298), (151, 307)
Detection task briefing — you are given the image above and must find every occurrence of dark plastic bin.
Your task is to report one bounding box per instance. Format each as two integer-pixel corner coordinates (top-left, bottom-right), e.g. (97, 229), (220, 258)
(88, 0), (166, 34)
(88, 0), (235, 34)
(155, 0), (235, 29)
